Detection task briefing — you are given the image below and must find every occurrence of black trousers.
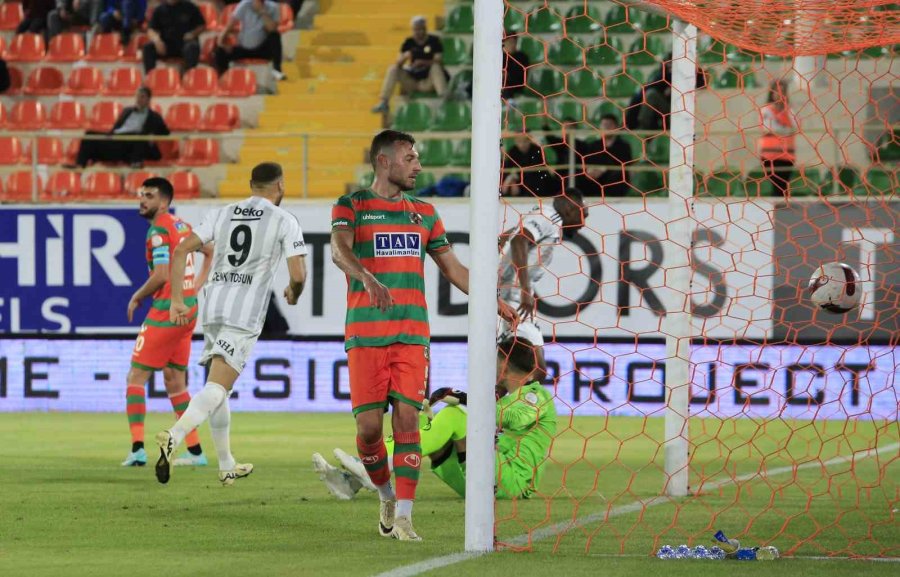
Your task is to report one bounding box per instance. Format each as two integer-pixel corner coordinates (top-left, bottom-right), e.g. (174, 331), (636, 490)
(762, 159), (794, 196)
(142, 39), (201, 73)
(76, 132), (161, 166)
(214, 32), (283, 75)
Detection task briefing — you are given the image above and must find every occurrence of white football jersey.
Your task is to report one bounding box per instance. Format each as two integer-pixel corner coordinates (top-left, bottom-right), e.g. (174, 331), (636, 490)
(193, 196), (307, 333)
(498, 201), (563, 307)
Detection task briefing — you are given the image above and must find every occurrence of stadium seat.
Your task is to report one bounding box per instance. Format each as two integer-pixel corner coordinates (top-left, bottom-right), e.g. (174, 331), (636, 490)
(165, 103), (202, 131)
(450, 139), (471, 166)
(504, 7), (525, 33)
(201, 103), (240, 132)
(391, 102), (431, 132)
(566, 68), (603, 98)
(218, 3), (238, 29)
(122, 34), (148, 63)
(197, 2), (221, 32)
(589, 101), (623, 125)
(548, 38), (584, 66)
(586, 38), (624, 67)
(144, 68), (181, 97)
(550, 98), (587, 126)
(509, 98), (546, 131)
(627, 36), (667, 66)
(45, 171), (83, 199)
(0, 137), (23, 165)
(605, 74), (639, 98)
(631, 167), (666, 195)
(564, 5), (603, 34)
(86, 32), (123, 62)
(744, 168), (773, 196)
(526, 67), (563, 96)
(5, 33), (45, 62)
(146, 140), (179, 166)
(0, 1), (24, 31)
(646, 135), (669, 165)
(84, 172), (124, 198)
(3, 65), (23, 96)
(413, 172), (437, 195)
(704, 168), (745, 196)
(64, 67), (103, 96)
(170, 171), (201, 198)
(417, 139), (453, 167)
(23, 67), (65, 95)
(5, 171), (42, 200)
(431, 101), (472, 131)
(46, 33), (86, 62)
(218, 68), (257, 97)
(698, 38), (727, 64)
(103, 67), (142, 96)
(358, 172), (374, 189)
(447, 68), (472, 99)
(527, 6), (562, 34)
(177, 139), (219, 166)
(49, 101), (87, 129)
(445, 4), (474, 33)
(278, 2), (293, 32)
(0, 102), (5, 128)
(9, 101), (47, 131)
(181, 65), (218, 96)
(713, 66), (758, 89)
(123, 171), (158, 194)
(631, 6), (669, 31)
(442, 36), (470, 66)
(603, 4), (627, 28)
(24, 137), (64, 165)
(517, 36), (545, 65)
(88, 101), (124, 132)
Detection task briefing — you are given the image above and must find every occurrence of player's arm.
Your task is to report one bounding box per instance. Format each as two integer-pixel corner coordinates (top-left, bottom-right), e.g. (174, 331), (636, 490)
(430, 249), (518, 325)
(331, 229), (393, 311)
(169, 232), (204, 326)
(283, 256), (307, 305)
(497, 393), (539, 431)
(193, 242), (215, 290)
(510, 228), (537, 319)
(127, 263), (169, 323)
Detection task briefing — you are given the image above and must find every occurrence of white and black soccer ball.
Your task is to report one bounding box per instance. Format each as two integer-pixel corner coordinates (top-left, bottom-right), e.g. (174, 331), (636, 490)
(808, 262), (862, 314)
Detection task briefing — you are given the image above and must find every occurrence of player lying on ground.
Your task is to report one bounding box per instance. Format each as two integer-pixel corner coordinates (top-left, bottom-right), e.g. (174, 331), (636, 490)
(122, 177), (213, 468)
(156, 162), (308, 486)
(313, 336), (556, 501)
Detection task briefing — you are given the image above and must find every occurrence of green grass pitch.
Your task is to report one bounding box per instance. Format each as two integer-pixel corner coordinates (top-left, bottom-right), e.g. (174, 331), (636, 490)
(1, 412), (897, 577)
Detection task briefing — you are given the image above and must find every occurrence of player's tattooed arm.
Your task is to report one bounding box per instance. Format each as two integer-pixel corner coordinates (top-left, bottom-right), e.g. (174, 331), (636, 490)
(330, 229), (393, 311)
(169, 233), (204, 325)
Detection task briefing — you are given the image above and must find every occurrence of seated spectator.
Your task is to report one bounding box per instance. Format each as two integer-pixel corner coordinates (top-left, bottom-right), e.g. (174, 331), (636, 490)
(371, 16), (448, 114)
(502, 33), (529, 101)
(64, 87), (170, 169)
(47, 0), (102, 38)
(576, 114), (633, 197)
(98, 0), (146, 43)
(625, 56), (707, 131)
(142, 0), (205, 73)
(214, 0), (285, 80)
(17, 0), (54, 35)
(0, 57), (9, 94)
(501, 133), (561, 197)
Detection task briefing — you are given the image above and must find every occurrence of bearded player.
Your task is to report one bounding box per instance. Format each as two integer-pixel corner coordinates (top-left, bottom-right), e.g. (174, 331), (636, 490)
(122, 177), (212, 467)
(330, 129), (516, 541)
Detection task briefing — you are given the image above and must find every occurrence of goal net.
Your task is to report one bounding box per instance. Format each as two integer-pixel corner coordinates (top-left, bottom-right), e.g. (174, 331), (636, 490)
(489, 0), (899, 558)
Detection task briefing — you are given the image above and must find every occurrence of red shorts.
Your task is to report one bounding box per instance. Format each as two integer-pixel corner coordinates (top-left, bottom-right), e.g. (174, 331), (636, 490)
(131, 320), (195, 371)
(348, 343), (429, 416)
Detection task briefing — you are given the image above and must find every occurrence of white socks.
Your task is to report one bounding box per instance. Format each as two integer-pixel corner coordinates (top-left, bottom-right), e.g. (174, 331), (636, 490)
(376, 482), (396, 502)
(170, 382), (228, 447)
(209, 394), (236, 472)
(396, 499), (413, 519)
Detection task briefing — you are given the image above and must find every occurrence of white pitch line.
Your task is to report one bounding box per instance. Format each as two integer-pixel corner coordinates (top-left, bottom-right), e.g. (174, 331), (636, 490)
(372, 441), (900, 577)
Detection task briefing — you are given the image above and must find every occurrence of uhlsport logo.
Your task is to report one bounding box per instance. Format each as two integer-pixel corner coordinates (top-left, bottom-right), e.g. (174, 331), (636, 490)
(362, 213), (386, 221)
(374, 233), (421, 257)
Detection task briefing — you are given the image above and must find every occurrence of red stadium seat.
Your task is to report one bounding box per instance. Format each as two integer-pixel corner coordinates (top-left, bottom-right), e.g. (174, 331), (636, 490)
(46, 33), (86, 62)
(144, 68), (181, 97)
(278, 3), (294, 32)
(86, 33), (123, 62)
(103, 67), (142, 96)
(146, 140), (179, 166)
(170, 171), (201, 198)
(0, 2), (24, 31)
(219, 4), (238, 30)
(0, 35), (6, 56)
(64, 139), (81, 165)
(218, 68), (256, 97)
(197, 2), (221, 32)
(0, 102), (7, 128)
(84, 171), (123, 198)
(177, 138), (219, 166)
(5, 33), (45, 62)
(201, 103), (240, 132)
(64, 67), (103, 96)
(49, 101), (87, 130)
(23, 67), (65, 95)
(181, 65), (218, 96)
(165, 102), (202, 131)
(122, 34), (149, 63)
(88, 101), (124, 132)
(0, 137), (23, 165)
(24, 137), (65, 165)
(4, 171), (43, 201)
(45, 171), (83, 199)
(8, 101), (47, 131)
(4, 65), (24, 95)
(124, 171), (159, 194)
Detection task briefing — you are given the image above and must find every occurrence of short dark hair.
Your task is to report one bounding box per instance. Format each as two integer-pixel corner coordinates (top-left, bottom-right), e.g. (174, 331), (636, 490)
(142, 177), (173, 202)
(138, 86), (151, 99)
(250, 162), (284, 187)
(369, 130), (416, 169)
(563, 187), (584, 205)
(498, 338), (538, 375)
(599, 113), (620, 126)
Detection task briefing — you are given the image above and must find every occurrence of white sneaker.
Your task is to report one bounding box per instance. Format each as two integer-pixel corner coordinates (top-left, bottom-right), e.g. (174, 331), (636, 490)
(333, 448), (377, 492)
(312, 453), (359, 500)
(390, 516), (422, 541)
(379, 499), (396, 537)
(271, 69), (286, 81)
(219, 463), (254, 486)
(154, 430), (177, 484)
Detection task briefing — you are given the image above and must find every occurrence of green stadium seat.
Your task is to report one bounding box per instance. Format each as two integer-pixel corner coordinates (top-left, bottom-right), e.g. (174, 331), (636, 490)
(875, 130), (900, 162)
(391, 102), (431, 132)
(413, 172), (437, 195)
(698, 38), (727, 64)
(448, 69), (473, 97)
(603, 4), (627, 31)
(704, 168), (745, 197)
(431, 101), (472, 131)
(857, 167), (895, 196)
(504, 7), (526, 33)
(358, 172), (374, 188)
(713, 66), (758, 89)
(821, 166), (860, 195)
(745, 168), (773, 196)
(526, 6), (562, 34)
(605, 74), (639, 98)
(631, 7), (669, 32)
(450, 139), (471, 166)
(446, 5), (474, 33)
(517, 36), (545, 64)
(563, 5), (602, 34)
(442, 37), (470, 66)
(548, 38), (584, 66)
(589, 101), (622, 125)
(566, 68), (603, 98)
(526, 67), (564, 96)
(619, 132), (643, 161)
(626, 36), (664, 66)
(417, 139), (453, 167)
(631, 167), (666, 195)
(586, 37), (624, 67)
(510, 98), (547, 131)
(646, 135), (669, 165)
(550, 98), (587, 126)
(726, 45), (761, 64)
(543, 145), (559, 166)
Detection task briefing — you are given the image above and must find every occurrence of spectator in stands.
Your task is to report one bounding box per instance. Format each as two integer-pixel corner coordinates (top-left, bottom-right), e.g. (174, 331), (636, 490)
(98, 0), (146, 43)
(501, 133), (561, 197)
(502, 33), (529, 101)
(142, 0), (205, 73)
(64, 87), (170, 169)
(47, 0), (102, 38)
(214, 0), (285, 80)
(576, 114), (632, 197)
(371, 15), (448, 114)
(758, 79), (798, 196)
(17, 0), (54, 35)
(0, 57), (9, 94)
(626, 56), (707, 131)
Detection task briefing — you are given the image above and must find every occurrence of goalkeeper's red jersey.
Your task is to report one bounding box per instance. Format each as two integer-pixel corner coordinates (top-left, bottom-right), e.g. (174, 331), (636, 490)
(143, 212), (198, 327)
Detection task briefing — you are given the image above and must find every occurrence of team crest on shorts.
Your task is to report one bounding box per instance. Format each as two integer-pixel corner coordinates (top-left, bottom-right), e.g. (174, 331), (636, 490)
(408, 212), (423, 225)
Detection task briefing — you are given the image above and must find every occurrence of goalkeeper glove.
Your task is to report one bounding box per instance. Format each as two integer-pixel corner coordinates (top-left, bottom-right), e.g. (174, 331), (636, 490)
(429, 387), (468, 407)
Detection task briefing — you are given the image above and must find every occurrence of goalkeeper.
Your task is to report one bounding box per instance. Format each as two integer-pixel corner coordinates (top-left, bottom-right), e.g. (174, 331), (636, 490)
(313, 337), (556, 500)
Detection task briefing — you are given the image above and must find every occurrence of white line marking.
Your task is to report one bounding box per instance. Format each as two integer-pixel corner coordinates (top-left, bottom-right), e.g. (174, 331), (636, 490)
(372, 441), (900, 576)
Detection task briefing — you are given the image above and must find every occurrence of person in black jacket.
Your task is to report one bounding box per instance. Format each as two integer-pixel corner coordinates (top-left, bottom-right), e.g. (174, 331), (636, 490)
(142, 0), (206, 73)
(65, 87), (170, 169)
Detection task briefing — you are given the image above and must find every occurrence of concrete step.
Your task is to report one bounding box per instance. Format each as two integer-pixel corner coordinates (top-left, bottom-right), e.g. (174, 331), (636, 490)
(300, 29), (407, 48)
(295, 45), (397, 64)
(295, 60), (386, 80)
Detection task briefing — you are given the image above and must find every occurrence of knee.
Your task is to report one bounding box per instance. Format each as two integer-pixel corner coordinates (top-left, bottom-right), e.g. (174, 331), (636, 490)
(356, 425), (381, 445)
(386, 63), (400, 75)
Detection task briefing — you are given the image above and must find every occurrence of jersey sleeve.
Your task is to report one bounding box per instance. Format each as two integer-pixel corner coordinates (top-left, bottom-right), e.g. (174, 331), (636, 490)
(147, 226), (171, 266)
(331, 196), (355, 231)
(497, 388), (540, 432)
(427, 208), (451, 253)
(282, 215), (308, 258)
(521, 211), (552, 244)
(192, 208), (219, 244)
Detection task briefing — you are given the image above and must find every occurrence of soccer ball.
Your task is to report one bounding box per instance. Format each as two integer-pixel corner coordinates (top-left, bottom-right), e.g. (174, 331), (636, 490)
(808, 262), (862, 314)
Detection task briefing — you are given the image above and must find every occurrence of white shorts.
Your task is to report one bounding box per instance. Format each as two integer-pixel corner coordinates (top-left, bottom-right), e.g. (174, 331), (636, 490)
(497, 317), (545, 347)
(199, 324), (261, 375)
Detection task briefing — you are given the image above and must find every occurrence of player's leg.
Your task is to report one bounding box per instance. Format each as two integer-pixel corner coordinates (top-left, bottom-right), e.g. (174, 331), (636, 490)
(123, 364), (152, 466)
(385, 404), (467, 458)
(163, 323), (207, 466)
